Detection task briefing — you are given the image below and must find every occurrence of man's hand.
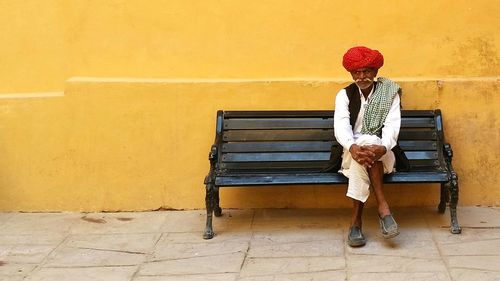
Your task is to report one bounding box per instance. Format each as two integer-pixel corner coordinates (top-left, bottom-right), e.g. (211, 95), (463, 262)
(349, 144), (387, 168)
(349, 144), (375, 168)
(364, 145), (387, 162)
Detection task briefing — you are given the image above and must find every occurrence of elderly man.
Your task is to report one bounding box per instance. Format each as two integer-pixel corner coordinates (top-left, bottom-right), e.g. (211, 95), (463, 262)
(334, 46), (401, 247)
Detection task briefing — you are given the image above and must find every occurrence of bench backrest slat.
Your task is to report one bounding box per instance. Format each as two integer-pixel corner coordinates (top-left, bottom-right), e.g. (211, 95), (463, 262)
(399, 140), (437, 150)
(221, 161), (328, 172)
(222, 150), (438, 163)
(223, 129), (334, 142)
(223, 152), (330, 162)
(224, 118), (333, 130)
(222, 141), (333, 152)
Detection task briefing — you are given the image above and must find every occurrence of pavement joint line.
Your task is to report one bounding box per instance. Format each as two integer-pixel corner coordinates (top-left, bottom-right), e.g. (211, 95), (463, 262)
(145, 251), (247, 263)
(459, 226), (500, 229)
(239, 268), (346, 278)
(72, 247), (147, 255)
(243, 255), (345, 259)
(133, 232), (164, 280)
(235, 210), (255, 280)
(344, 253), (441, 258)
(348, 254), (442, 260)
(136, 272), (237, 277)
(250, 239), (342, 245)
(32, 265), (138, 269)
(428, 209), (454, 281)
(441, 254), (500, 257)
(439, 238), (500, 245)
(449, 267), (500, 273)
(236, 233), (252, 278)
(25, 231), (72, 279)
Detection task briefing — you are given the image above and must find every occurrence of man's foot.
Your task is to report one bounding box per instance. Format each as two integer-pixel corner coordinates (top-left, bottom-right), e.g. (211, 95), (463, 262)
(347, 226), (366, 247)
(379, 214), (399, 239)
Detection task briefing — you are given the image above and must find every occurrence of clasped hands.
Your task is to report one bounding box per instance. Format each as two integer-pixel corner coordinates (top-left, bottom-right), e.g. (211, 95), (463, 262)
(349, 144), (387, 168)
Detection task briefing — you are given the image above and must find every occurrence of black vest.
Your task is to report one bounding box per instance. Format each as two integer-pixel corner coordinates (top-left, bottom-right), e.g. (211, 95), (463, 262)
(322, 83), (410, 172)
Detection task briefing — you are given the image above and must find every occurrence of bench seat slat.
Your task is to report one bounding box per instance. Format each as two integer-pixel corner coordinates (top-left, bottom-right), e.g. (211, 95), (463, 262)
(215, 171), (448, 186)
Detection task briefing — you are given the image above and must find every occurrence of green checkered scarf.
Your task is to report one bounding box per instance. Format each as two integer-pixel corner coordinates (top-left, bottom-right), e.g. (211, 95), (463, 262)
(361, 77), (400, 137)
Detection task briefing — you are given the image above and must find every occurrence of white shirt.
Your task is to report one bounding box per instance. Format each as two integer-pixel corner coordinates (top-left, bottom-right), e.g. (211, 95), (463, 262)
(334, 84), (401, 152)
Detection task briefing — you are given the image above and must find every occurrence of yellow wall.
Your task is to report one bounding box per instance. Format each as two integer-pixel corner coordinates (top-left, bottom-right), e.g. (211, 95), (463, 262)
(1, 0), (499, 93)
(0, 1), (499, 211)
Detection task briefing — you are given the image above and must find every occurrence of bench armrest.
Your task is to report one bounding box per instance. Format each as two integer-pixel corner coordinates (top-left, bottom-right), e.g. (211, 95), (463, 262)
(443, 143), (453, 159)
(204, 145), (219, 185)
(208, 145), (218, 161)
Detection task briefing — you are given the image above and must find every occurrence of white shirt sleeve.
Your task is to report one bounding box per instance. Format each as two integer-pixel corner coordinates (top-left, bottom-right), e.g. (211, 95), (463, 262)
(381, 94), (401, 152)
(334, 89), (355, 150)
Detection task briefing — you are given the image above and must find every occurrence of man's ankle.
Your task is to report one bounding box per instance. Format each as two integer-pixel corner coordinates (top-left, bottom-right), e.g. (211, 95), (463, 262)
(350, 222), (362, 228)
(378, 208), (391, 217)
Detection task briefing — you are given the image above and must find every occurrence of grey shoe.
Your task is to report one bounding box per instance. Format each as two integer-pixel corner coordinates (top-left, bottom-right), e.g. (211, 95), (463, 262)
(348, 226), (366, 247)
(379, 214), (400, 239)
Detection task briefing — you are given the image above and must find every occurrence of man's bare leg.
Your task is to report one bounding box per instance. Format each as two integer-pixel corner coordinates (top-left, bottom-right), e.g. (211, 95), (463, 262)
(367, 161), (391, 217)
(351, 199), (364, 227)
(368, 161), (399, 238)
(348, 199), (367, 247)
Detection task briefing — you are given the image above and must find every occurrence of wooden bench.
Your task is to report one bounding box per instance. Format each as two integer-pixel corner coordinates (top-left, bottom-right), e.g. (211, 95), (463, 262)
(203, 110), (461, 239)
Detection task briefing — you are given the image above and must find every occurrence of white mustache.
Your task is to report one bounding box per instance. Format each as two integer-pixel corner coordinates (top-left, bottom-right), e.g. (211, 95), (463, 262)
(355, 78), (373, 83)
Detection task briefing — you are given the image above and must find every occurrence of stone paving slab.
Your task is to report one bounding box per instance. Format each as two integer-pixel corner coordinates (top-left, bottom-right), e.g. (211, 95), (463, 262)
(161, 210), (254, 233)
(70, 212), (168, 234)
(348, 255), (447, 273)
(0, 234), (66, 245)
(349, 272), (451, 281)
(449, 268), (500, 281)
(240, 257), (345, 277)
(238, 271), (347, 281)
(138, 252), (245, 276)
(26, 266), (138, 281)
(133, 273), (238, 281)
(151, 240), (249, 260)
(0, 213), (81, 235)
(64, 233), (160, 254)
(44, 247), (146, 267)
(0, 263), (36, 278)
(0, 206), (498, 280)
(0, 245), (55, 264)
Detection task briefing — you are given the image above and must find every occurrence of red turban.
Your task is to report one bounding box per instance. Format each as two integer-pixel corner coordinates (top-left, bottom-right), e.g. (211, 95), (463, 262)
(342, 46), (384, 72)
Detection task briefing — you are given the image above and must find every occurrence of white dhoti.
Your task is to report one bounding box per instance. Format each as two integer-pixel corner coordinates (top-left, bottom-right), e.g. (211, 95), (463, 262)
(340, 135), (395, 203)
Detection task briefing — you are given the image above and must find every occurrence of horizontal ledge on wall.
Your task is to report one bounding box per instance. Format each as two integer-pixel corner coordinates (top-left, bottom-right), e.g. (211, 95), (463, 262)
(67, 76), (500, 84)
(0, 91), (64, 99)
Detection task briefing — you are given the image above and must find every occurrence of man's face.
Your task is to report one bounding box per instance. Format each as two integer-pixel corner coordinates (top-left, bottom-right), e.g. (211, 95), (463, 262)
(350, 68), (377, 90)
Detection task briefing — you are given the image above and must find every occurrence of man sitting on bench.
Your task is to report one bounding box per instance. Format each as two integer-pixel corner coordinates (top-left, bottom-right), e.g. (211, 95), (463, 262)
(334, 46), (401, 247)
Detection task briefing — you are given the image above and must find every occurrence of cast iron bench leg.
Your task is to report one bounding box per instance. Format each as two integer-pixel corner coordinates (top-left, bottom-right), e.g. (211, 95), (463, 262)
(203, 183), (215, 239)
(214, 187), (222, 217)
(438, 183), (448, 213)
(449, 171), (462, 234)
